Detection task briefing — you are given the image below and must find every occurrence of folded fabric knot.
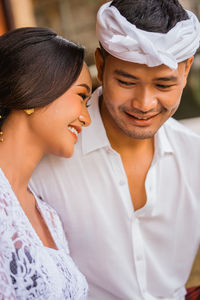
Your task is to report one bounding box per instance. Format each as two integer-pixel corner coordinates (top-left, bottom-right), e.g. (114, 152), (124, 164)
(96, 1), (200, 69)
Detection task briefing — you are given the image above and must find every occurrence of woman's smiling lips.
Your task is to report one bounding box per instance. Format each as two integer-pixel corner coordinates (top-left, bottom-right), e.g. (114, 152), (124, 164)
(68, 125), (82, 141)
(125, 111), (160, 126)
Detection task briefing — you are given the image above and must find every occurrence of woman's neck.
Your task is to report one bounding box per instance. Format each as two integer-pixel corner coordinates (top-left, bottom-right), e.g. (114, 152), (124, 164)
(0, 112), (44, 194)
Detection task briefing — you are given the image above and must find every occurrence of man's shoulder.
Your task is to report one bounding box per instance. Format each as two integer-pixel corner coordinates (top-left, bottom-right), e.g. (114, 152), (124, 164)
(162, 117), (200, 157)
(164, 117), (200, 140)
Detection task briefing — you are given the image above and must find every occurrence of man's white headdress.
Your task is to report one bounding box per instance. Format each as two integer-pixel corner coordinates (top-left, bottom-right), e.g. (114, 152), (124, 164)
(96, 1), (200, 69)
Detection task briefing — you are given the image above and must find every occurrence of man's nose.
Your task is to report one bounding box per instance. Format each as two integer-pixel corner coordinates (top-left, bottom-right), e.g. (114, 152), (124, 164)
(131, 87), (158, 112)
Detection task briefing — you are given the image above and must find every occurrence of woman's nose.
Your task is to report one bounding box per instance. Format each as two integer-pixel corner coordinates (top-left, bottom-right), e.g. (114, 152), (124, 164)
(79, 106), (91, 127)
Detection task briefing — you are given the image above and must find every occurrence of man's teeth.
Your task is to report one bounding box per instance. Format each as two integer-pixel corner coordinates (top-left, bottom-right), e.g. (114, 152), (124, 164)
(68, 126), (78, 137)
(129, 114), (156, 120)
(134, 116), (150, 120)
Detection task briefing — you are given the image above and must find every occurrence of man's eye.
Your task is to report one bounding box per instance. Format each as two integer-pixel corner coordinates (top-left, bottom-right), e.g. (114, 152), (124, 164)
(118, 79), (135, 86)
(156, 84), (174, 89)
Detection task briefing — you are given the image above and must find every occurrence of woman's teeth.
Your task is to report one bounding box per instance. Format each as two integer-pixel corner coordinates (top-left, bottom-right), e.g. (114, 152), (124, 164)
(68, 126), (78, 138)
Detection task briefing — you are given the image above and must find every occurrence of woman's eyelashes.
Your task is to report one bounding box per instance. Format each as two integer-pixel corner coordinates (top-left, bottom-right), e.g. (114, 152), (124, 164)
(79, 93), (87, 100)
(78, 93), (91, 107)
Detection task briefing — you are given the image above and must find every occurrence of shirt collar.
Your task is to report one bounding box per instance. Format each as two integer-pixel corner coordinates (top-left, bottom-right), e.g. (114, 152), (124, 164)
(82, 86), (174, 156)
(155, 120), (174, 157)
(81, 87), (111, 155)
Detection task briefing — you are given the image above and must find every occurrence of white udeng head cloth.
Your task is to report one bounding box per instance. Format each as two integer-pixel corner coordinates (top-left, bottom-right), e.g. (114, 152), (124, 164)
(96, 1), (200, 69)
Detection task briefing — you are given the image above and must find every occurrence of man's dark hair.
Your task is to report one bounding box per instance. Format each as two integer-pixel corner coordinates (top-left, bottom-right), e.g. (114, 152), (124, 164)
(0, 27), (84, 128)
(110, 0), (189, 33)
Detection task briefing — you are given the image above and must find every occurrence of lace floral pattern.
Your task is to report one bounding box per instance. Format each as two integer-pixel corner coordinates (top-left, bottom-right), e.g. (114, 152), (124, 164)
(0, 169), (88, 300)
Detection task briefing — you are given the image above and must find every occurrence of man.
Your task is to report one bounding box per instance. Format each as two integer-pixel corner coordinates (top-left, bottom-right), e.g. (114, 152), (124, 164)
(30, 1), (200, 299)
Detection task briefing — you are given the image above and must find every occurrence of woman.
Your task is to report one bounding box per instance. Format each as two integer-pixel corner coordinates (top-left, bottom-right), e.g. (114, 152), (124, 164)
(0, 27), (92, 299)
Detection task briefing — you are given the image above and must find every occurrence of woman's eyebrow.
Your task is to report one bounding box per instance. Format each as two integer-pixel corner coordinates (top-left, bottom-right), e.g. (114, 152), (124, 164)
(78, 84), (91, 93)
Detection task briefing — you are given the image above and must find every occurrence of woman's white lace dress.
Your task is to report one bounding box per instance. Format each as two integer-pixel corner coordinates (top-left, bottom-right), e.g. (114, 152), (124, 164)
(0, 169), (88, 300)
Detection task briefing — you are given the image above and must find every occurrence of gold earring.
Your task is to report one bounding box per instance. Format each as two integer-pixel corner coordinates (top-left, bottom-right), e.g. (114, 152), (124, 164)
(24, 108), (34, 115)
(0, 131), (3, 142)
(0, 115), (4, 142)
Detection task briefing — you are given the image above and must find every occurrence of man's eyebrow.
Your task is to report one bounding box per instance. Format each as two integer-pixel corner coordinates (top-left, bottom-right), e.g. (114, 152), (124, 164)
(78, 84), (91, 93)
(114, 70), (178, 82)
(153, 76), (178, 82)
(114, 69), (139, 80)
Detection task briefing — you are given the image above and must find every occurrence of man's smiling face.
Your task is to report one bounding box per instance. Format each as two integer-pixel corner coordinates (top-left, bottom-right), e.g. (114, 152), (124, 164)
(95, 50), (193, 139)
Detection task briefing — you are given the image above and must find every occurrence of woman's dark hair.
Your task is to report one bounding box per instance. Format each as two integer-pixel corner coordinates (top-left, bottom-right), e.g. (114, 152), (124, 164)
(0, 27), (85, 128)
(110, 0), (189, 33)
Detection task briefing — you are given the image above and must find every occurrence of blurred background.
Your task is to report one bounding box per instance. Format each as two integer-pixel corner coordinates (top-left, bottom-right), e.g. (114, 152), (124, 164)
(0, 0), (200, 287)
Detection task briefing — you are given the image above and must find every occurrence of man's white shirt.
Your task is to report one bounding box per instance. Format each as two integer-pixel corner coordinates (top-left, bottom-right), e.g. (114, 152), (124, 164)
(30, 87), (200, 300)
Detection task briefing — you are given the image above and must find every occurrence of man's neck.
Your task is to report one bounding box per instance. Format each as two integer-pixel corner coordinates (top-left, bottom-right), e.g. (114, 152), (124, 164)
(100, 96), (155, 211)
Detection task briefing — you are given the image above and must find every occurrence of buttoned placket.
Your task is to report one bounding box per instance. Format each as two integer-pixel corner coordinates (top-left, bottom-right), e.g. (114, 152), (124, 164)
(105, 145), (133, 217)
(133, 162), (158, 300)
(105, 144), (161, 300)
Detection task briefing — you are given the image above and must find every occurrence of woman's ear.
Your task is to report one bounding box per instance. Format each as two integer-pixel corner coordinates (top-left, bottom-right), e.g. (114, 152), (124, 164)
(95, 48), (105, 84)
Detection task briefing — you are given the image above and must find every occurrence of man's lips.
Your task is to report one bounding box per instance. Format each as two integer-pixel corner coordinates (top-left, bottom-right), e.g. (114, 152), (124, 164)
(124, 111), (160, 126)
(125, 112), (160, 120)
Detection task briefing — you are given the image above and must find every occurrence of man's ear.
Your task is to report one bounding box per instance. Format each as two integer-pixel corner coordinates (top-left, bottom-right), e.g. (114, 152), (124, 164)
(95, 48), (104, 84)
(183, 56), (194, 87)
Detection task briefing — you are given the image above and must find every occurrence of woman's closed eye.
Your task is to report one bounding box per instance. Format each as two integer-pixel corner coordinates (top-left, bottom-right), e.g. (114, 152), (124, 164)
(79, 93), (91, 108)
(79, 93), (87, 100)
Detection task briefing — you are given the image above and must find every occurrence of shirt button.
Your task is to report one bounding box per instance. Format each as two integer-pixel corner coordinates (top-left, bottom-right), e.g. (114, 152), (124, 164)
(119, 179), (125, 186)
(136, 255), (143, 261)
(132, 216), (139, 224)
(106, 147), (112, 153)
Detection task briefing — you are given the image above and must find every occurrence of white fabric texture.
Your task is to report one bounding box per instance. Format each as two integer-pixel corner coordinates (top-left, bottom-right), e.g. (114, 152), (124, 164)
(30, 87), (200, 300)
(96, 1), (200, 69)
(0, 168), (88, 300)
